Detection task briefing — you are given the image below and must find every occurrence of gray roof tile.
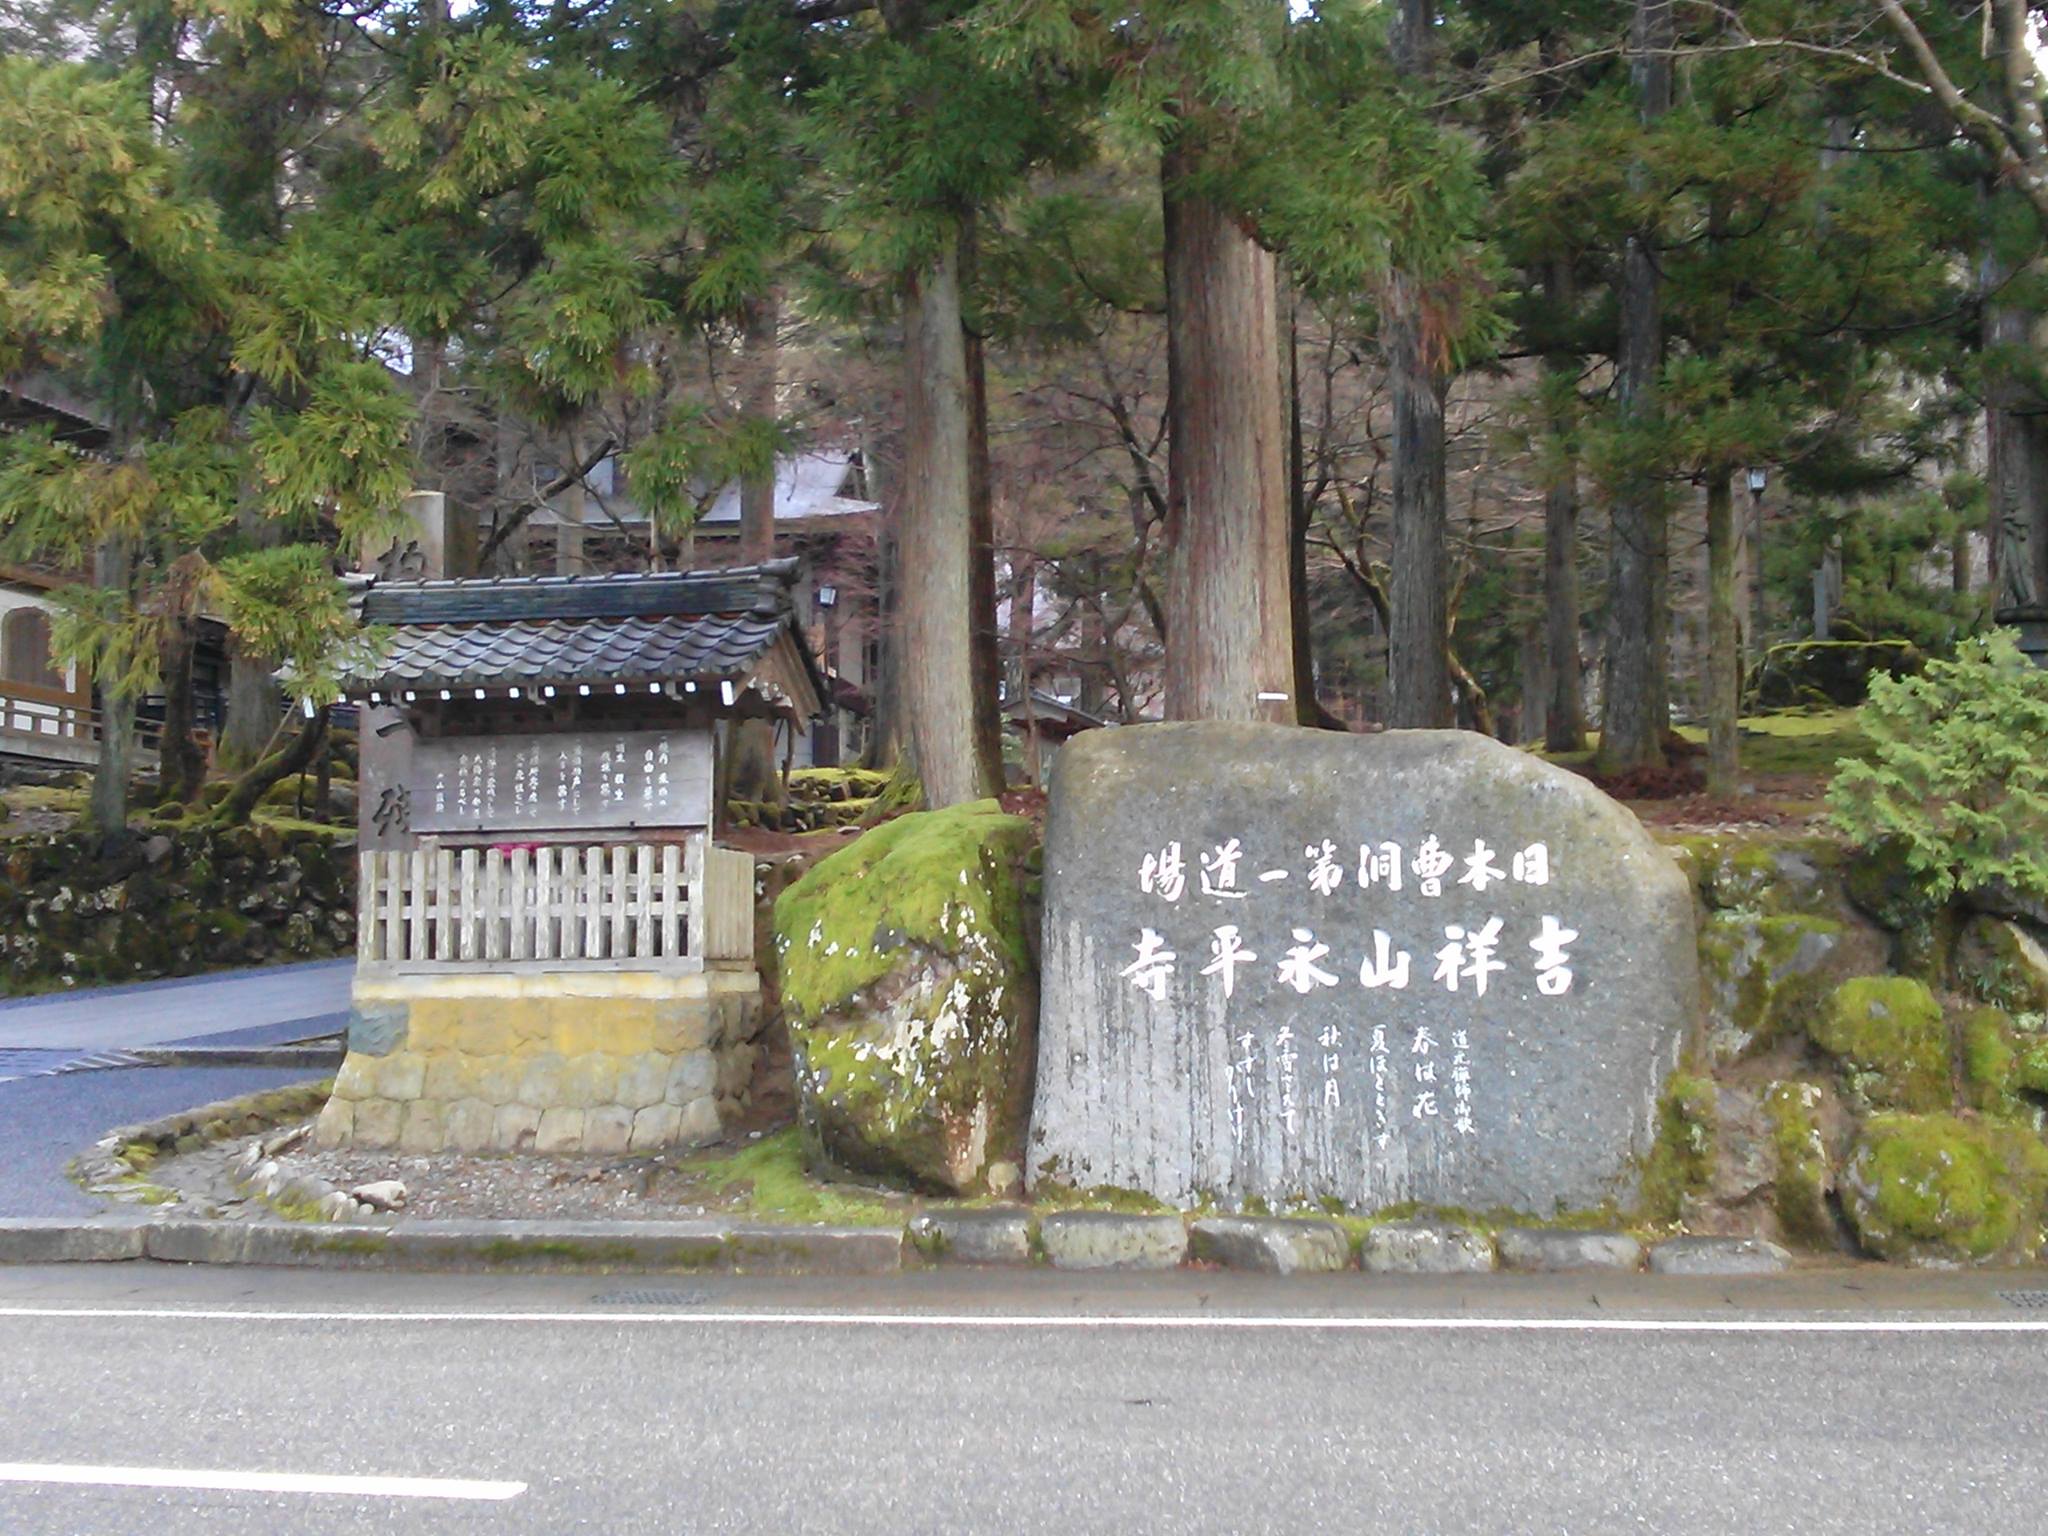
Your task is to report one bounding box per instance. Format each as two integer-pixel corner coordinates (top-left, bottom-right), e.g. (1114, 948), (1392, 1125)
(349, 561), (822, 705)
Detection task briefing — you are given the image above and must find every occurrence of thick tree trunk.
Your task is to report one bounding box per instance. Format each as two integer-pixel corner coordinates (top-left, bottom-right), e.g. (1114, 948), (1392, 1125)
(215, 706), (329, 826)
(1385, 272), (1452, 729)
(1283, 278), (1347, 731)
(899, 230), (1002, 807)
(155, 616), (205, 806)
(1520, 621), (1549, 745)
(962, 219), (1007, 786)
(861, 443), (904, 772)
(222, 505), (281, 770)
(1384, 0), (1453, 731)
(1541, 267), (1586, 754)
(731, 295), (785, 808)
(1984, 286), (2048, 610)
(1598, 0), (1673, 774)
(87, 537), (135, 838)
(1160, 151), (1296, 723)
(1543, 468), (1585, 753)
(1705, 470), (1740, 797)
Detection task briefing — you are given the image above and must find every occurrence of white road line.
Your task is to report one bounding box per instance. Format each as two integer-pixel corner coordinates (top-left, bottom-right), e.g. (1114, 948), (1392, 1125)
(0, 1305), (2040, 1334)
(0, 1463), (524, 1501)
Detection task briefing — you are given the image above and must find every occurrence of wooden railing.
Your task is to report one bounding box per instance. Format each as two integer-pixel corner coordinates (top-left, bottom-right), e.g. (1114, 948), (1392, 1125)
(356, 834), (756, 973)
(0, 682), (163, 764)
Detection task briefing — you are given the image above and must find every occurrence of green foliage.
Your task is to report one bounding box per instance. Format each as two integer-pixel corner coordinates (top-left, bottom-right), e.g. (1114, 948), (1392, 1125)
(1767, 489), (1987, 655)
(804, 26), (1084, 278)
(214, 545), (378, 709)
(1239, 7), (1505, 362)
(0, 56), (218, 377)
(622, 409), (789, 537)
(1827, 634), (2048, 909)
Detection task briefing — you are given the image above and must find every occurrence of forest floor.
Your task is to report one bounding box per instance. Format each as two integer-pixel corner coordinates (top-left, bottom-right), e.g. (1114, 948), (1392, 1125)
(0, 781), (356, 842)
(1544, 706), (1866, 838)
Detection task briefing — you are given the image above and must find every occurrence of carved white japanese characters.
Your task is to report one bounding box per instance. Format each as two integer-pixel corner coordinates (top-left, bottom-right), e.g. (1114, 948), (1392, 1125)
(1109, 834), (1583, 1152)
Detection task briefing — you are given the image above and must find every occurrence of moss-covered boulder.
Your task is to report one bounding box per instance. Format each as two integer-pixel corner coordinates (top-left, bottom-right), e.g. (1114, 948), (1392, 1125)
(1952, 916), (2048, 1020)
(1698, 912), (1857, 1066)
(1841, 1113), (2048, 1265)
(1750, 638), (1924, 710)
(1669, 834), (1842, 917)
(1809, 976), (1951, 1112)
(773, 800), (1039, 1196)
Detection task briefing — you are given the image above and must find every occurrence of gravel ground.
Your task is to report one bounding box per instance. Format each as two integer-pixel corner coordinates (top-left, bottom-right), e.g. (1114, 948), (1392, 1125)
(140, 1116), (915, 1224)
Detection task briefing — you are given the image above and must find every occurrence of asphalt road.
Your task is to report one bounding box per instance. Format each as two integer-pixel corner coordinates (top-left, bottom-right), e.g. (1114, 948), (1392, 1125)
(0, 1264), (2042, 1535)
(0, 960), (352, 1055)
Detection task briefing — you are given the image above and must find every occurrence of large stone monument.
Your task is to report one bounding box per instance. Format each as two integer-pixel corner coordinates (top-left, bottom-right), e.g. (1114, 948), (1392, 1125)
(1029, 723), (1700, 1214)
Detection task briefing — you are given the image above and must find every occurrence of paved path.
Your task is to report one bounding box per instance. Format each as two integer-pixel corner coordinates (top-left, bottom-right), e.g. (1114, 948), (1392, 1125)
(0, 1068), (322, 1217)
(0, 961), (351, 1057)
(0, 1266), (2040, 1534)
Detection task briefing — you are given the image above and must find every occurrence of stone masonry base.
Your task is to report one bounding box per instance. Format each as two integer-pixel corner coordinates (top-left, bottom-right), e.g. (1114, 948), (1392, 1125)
(315, 969), (763, 1155)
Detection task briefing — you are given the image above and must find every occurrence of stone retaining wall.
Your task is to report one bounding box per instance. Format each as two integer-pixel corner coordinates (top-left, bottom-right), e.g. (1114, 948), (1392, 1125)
(316, 970), (762, 1155)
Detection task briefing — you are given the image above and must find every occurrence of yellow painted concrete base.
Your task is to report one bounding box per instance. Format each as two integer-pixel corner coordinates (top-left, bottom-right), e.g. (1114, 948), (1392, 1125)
(315, 968), (764, 1155)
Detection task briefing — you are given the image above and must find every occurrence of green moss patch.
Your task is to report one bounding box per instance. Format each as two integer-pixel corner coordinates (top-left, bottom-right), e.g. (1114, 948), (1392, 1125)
(1810, 976), (1951, 1112)
(1639, 1070), (1717, 1224)
(1841, 1112), (2048, 1264)
(678, 1128), (905, 1227)
(1699, 912), (1845, 1063)
(1961, 1008), (2020, 1113)
(1764, 1080), (1834, 1246)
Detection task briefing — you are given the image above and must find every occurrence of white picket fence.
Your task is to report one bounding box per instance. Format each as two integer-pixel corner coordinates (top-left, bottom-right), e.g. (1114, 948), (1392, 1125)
(356, 836), (756, 972)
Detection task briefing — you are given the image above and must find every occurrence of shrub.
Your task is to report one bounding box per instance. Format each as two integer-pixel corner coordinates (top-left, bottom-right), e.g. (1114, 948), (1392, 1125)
(1826, 632), (2048, 909)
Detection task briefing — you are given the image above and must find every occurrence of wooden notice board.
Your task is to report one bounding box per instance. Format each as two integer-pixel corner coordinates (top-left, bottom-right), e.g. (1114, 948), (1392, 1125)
(367, 728), (715, 839)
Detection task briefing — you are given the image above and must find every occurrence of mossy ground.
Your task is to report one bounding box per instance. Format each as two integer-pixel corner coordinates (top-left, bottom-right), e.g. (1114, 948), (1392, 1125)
(1540, 709), (1871, 786)
(674, 1129), (909, 1227)
(1671, 709), (1873, 778)
(0, 783), (353, 840)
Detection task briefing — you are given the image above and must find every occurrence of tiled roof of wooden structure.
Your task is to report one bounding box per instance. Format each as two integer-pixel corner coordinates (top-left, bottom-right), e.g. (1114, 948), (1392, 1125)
(350, 560), (825, 715)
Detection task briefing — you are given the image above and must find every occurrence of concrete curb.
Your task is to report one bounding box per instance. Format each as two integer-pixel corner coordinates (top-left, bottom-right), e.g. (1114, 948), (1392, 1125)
(0, 1217), (149, 1263)
(0, 1209), (1813, 1281)
(143, 1218), (904, 1274)
(129, 1045), (345, 1071)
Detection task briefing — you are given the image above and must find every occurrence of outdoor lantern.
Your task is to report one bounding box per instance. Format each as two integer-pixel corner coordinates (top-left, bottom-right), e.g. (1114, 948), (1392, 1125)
(817, 584), (839, 609)
(1747, 467), (1768, 494)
